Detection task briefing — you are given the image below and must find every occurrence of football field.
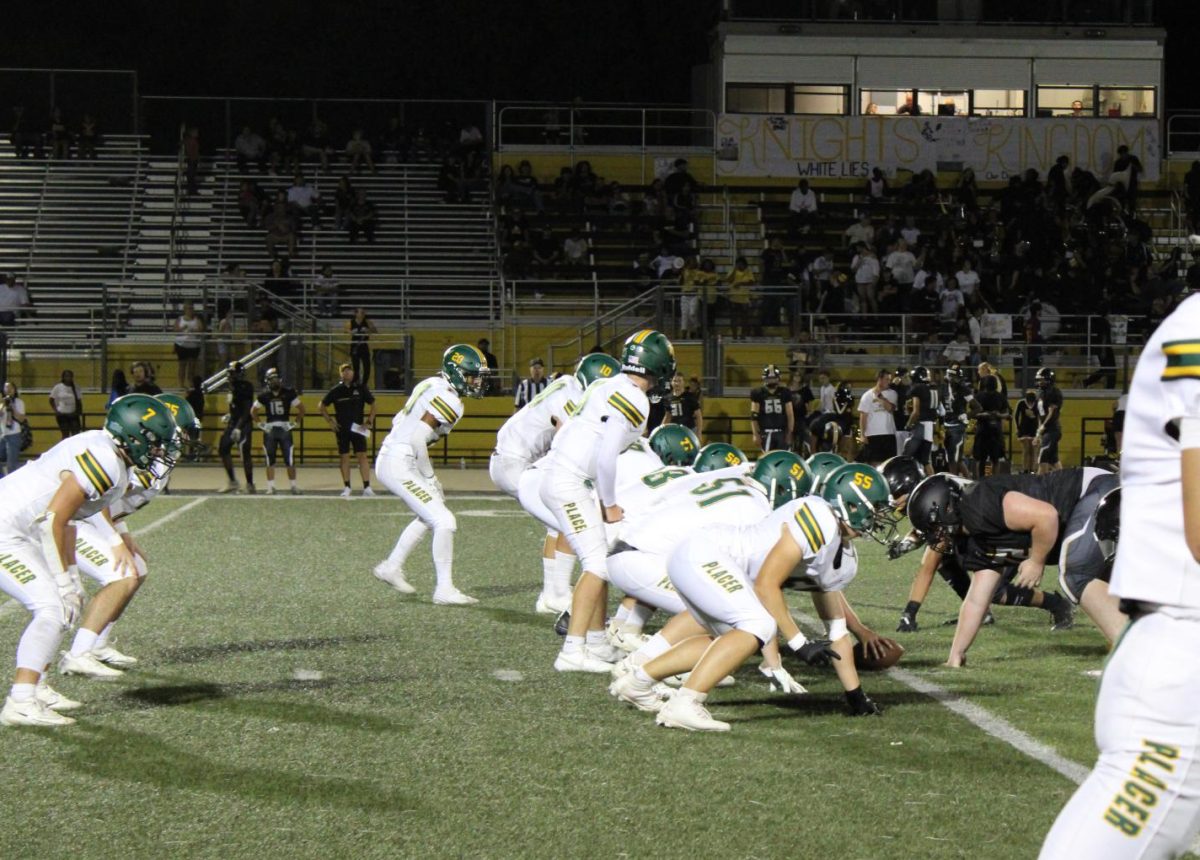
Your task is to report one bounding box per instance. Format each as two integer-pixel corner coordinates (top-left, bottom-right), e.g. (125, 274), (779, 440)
(0, 492), (1170, 859)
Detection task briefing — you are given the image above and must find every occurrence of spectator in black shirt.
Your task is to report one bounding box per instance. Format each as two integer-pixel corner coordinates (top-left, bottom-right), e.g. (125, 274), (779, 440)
(320, 363), (378, 496)
(129, 361), (162, 396)
(218, 360), (258, 494)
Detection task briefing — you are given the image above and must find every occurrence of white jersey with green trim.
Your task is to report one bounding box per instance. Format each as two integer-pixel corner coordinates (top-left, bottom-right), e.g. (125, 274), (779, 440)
(714, 495), (850, 591)
(547, 374), (649, 479)
(380, 375), (464, 457)
(1111, 293), (1200, 606)
(614, 438), (664, 496)
(619, 467), (770, 557)
(494, 374), (582, 463)
(0, 429), (128, 535)
(109, 467), (169, 520)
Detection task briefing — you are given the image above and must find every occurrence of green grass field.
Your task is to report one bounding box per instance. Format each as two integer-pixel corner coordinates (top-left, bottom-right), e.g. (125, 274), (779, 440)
(0, 492), (1163, 859)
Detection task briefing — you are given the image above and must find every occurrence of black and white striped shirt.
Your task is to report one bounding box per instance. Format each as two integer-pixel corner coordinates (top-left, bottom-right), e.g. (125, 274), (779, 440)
(513, 377), (549, 410)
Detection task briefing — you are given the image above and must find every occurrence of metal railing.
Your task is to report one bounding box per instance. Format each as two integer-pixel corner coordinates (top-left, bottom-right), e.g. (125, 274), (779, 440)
(723, 0), (1159, 25)
(0, 67), (139, 133)
(1167, 113), (1200, 156)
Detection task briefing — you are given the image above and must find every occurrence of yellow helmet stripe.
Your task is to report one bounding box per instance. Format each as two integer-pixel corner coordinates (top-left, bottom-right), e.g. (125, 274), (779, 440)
(630, 329), (654, 344)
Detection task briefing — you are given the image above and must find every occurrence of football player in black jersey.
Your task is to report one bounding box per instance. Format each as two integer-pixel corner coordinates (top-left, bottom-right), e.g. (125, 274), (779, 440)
(907, 468), (1124, 665)
(1035, 366), (1064, 474)
(941, 363), (973, 476)
(901, 366), (938, 476)
(218, 360), (258, 494)
(664, 373), (703, 443)
(251, 367), (305, 495)
(750, 364), (794, 453)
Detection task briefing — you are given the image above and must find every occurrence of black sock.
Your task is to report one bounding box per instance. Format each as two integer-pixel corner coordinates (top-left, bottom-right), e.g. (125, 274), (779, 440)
(363, 480), (370, 489)
(903, 601), (921, 619)
(244, 465), (254, 484)
(224, 464), (235, 481)
(1041, 591), (1067, 615)
(344, 480), (351, 488)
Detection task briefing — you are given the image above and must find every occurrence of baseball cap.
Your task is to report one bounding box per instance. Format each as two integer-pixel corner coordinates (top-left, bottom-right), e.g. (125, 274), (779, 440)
(339, 363), (353, 373)
(530, 357), (544, 367)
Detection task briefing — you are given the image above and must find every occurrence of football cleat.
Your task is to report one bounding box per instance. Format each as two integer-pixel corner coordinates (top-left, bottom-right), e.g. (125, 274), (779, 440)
(553, 648), (614, 674)
(587, 642), (624, 664)
(91, 645), (138, 667)
(941, 611), (996, 627)
(36, 682), (82, 711)
(610, 628), (651, 653)
(896, 612), (919, 633)
(243, 484), (257, 495)
(58, 651), (124, 679)
(361, 487), (375, 497)
(655, 694), (730, 732)
(0, 696), (76, 727)
(219, 480), (240, 494)
(266, 486), (276, 496)
(340, 486), (352, 498)
(663, 672), (736, 688)
(554, 610), (570, 636)
(432, 587), (478, 606)
(609, 674), (668, 713)
(1050, 595), (1075, 631)
(535, 593), (570, 615)
(290, 485), (301, 495)
(610, 655), (637, 680)
(373, 561), (415, 594)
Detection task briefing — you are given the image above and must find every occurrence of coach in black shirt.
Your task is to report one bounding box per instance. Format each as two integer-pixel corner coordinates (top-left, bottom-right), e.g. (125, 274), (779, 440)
(320, 362), (377, 496)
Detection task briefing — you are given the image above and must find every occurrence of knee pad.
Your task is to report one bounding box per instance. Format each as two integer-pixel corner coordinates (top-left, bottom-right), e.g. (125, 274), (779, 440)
(30, 603), (69, 636)
(432, 510), (457, 533)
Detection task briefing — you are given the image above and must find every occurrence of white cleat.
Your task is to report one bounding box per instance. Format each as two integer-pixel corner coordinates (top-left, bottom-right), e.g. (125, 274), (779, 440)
(340, 486), (352, 498)
(372, 561), (416, 594)
(432, 587), (478, 606)
(266, 486), (276, 495)
(1, 696), (76, 727)
(587, 642), (623, 664)
(554, 648), (615, 674)
(58, 651), (125, 679)
(609, 673), (668, 713)
(361, 487), (375, 497)
(290, 486), (301, 495)
(91, 645), (138, 667)
(610, 655), (636, 680)
(655, 695), (731, 732)
(36, 682), (82, 711)
(663, 671), (736, 688)
(219, 481), (240, 494)
(610, 628), (651, 653)
(535, 593), (571, 615)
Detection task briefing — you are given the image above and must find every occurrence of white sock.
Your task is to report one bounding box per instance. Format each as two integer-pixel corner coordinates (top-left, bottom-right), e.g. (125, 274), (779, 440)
(675, 686), (706, 704)
(9, 682), (35, 703)
(585, 630), (607, 648)
(541, 557), (556, 596)
(623, 603), (654, 633)
(388, 519), (429, 567)
(563, 634), (584, 654)
(290, 477), (298, 489)
(613, 604), (631, 625)
(267, 479), (276, 491)
(432, 528), (455, 592)
(94, 623), (115, 650)
(634, 632), (672, 665)
(70, 627), (100, 658)
(552, 551), (575, 600)
(632, 666), (655, 686)
(16, 611), (66, 677)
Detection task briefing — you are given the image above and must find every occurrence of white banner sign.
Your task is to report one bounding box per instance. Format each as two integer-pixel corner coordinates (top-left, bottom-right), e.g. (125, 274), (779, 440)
(715, 114), (1160, 181)
(980, 314), (1014, 341)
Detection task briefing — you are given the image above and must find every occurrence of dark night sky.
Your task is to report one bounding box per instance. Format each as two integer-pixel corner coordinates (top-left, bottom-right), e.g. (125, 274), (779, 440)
(7, 1), (1198, 109)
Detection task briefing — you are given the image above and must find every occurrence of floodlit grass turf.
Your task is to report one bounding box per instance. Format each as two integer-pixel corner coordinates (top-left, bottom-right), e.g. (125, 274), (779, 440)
(0, 493), (1180, 859)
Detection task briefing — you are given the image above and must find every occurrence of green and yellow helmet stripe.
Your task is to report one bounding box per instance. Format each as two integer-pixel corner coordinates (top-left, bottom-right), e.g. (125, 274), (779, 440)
(76, 451), (113, 494)
(608, 392), (646, 427)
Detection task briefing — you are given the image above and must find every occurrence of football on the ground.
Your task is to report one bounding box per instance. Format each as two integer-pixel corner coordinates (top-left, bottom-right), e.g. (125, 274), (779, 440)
(853, 640), (905, 671)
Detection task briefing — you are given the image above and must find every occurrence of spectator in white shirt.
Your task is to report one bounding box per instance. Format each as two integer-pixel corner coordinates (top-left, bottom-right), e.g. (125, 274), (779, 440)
(912, 265), (943, 294)
(287, 173), (321, 229)
(955, 257), (981, 301)
(939, 277), (966, 322)
(943, 330), (972, 364)
(788, 179), (818, 234)
(851, 243), (880, 313)
(0, 274), (31, 326)
(48, 369), (82, 438)
(563, 231), (589, 267)
(0, 381), (25, 474)
(234, 126), (267, 173)
(857, 369), (897, 464)
(843, 214), (874, 248)
(883, 239), (917, 291)
(900, 214), (921, 247)
(968, 306), (985, 363)
(864, 167), (888, 203)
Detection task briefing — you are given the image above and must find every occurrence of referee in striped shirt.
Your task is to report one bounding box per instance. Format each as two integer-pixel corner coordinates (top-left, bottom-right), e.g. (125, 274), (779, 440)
(513, 357), (548, 410)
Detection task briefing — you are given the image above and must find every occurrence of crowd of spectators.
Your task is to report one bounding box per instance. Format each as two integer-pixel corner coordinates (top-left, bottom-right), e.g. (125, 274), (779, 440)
(8, 106), (101, 160)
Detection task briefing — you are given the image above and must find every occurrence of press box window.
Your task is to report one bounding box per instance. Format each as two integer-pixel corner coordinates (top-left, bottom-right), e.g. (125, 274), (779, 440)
(971, 90), (1026, 117)
(1036, 86), (1156, 118)
(791, 85), (849, 115)
(725, 85), (787, 114)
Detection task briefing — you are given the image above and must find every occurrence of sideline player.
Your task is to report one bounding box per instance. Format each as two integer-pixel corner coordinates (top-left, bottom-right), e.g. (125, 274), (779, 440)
(545, 329), (675, 673)
(218, 360), (257, 494)
(65, 393), (199, 675)
(901, 365), (937, 476)
(252, 367), (304, 495)
(941, 363), (972, 476)
(491, 353), (621, 613)
(0, 394), (176, 726)
(750, 364), (794, 454)
(320, 363), (377, 497)
(373, 344), (485, 604)
(1040, 292), (1200, 859)
(1035, 366), (1063, 474)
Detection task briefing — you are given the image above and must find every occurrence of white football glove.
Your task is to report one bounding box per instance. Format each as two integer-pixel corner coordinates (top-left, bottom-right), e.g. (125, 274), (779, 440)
(759, 664), (808, 694)
(286, 422), (297, 432)
(255, 421), (268, 432)
(55, 572), (83, 627)
(230, 427), (241, 443)
(220, 413), (231, 425)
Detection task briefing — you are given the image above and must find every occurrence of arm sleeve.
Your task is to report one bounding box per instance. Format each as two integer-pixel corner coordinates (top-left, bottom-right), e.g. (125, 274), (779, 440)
(595, 416), (631, 508)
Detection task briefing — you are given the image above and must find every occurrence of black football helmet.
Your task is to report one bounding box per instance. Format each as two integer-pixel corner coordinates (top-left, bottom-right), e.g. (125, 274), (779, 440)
(881, 455), (924, 509)
(906, 473), (973, 553)
(945, 363), (964, 383)
(894, 366), (909, 380)
(835, 381), (854, 409)
(1035, 367), (1056, 389)
(762, 364), (782, 383)
(228, 360), (246, 381)
(911, 366), (930, 384)
(265, 367), (282, 390)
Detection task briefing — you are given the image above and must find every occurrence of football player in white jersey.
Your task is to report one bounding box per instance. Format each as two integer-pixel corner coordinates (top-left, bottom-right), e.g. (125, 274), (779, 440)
(544, 329), (676, 673)
(492, 353), (621, 614)
(373, 344), (485, 605)
(64, 393), (197, 677)
(615, 462), (892, 731)
(0, 394), (176, 726)
(1041, 293), (1200, 859)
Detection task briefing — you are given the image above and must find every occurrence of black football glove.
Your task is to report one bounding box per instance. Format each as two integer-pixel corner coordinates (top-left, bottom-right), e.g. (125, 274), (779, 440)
(795, 639), (840, 667)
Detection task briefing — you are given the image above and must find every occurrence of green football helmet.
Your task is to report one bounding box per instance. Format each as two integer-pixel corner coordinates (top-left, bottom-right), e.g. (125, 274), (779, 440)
(105, 394), (180, 473)
(820, 463), (893, 541)
(158, 392), (207, 461)
(575, 353), (622, 388)
(648, 424), (700, 467)
(620, 329), (676, 396)
(693, 442), (747, 473)
(441, 344), (487, 398)
(806, 452), (847, 492)
(751, 451), (814, 509)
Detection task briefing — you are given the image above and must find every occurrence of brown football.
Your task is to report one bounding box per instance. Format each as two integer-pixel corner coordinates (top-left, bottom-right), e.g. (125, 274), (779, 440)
(853, 640), (905, 671)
